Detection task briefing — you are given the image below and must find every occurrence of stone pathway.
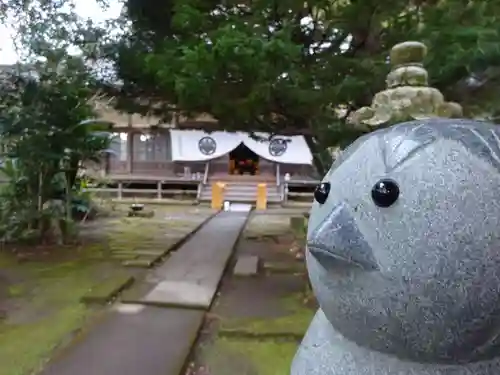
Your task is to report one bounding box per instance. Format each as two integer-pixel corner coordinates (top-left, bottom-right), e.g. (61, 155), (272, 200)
(141, 211), (249, 309)
(186, 223), (315, 375)
(41, 305), (204, 375)
(39, 210), (251, 375)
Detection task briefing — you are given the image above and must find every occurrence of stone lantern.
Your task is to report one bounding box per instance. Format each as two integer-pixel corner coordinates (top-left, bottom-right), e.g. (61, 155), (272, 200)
(349, 41), (463, 130)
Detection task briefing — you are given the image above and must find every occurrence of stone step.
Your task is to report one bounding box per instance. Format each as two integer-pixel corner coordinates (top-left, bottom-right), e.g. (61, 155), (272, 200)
(203, 184), (279, 189)
(199, 197), (281, 203)
(200, 198), (282, 203)
(206, 184), (278, 190)
(200, 180), (283, 202)
(207, 182), (277, 187)
(201, 186), (279, 191)
(234, 255), (260, 276)
(208, 175), (276, 182)
(203, 187), (280, 193)
(199, 192), (281, 201)
(200, 188), (281, 196)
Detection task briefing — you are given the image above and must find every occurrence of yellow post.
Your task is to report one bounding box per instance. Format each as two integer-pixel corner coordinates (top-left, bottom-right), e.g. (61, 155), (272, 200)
(256, 183), (267, 210)
(211, 182), (226, 209)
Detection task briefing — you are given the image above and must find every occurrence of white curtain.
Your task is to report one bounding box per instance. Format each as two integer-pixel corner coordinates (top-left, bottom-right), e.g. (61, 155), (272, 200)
(170, 130), (242, 161)
(242, 132), (313, 164)
(169, 129), (313, 164)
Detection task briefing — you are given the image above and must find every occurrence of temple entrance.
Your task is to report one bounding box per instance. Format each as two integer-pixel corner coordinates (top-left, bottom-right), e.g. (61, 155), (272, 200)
(229, 143), (259, 175)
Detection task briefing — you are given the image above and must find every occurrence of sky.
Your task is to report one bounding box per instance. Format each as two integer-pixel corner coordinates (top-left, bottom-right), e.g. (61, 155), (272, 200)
(0, 0), (123, 64)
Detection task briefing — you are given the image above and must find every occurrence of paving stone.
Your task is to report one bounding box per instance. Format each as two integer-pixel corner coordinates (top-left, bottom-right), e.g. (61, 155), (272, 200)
(39, 306), (204, 375)
(140, 211), (250, 309)
(234, 255), (259, 276)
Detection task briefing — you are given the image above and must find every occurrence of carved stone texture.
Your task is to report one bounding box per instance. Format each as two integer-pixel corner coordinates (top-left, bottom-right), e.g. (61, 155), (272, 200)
(292, 118), (500, 375)
(349, 41), (463, 129)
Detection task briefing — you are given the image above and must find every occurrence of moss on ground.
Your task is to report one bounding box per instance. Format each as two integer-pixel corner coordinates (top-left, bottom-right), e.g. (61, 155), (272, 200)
(0, 218), (160, 374)
(219, 294), (314, 337)
(0, 254), (106, 375)
(81, 273), (135, 304)
(262, 261), (306, 275)
(104, 217), (195, 254)
(243, 215), (291, 239)
(204, 337), (297, 375)
(8, 284), (25, 297)
(0, 305), (92, 375)
(0, 206), (215, 375)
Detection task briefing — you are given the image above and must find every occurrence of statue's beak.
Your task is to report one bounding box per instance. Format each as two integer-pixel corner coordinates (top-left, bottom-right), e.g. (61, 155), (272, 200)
(307, 202), (379, 271)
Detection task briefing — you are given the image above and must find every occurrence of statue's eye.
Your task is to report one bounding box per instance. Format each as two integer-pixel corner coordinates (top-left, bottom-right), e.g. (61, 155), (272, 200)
(371, 179), (399, 207)
(314, 182), (330, 204)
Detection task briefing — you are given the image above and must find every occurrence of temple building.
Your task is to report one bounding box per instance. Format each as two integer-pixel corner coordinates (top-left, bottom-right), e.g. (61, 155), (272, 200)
(91, 104), (319, 203)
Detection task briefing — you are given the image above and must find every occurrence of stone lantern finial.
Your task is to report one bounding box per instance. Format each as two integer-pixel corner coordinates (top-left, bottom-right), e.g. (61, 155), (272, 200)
(349, 41), (463, 129)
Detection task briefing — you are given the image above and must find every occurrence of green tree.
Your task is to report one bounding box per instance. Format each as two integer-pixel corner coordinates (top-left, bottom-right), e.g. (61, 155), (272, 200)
(0, 0), (118, 243)
(3, 0), (499, 173)
(0, 52), (113, 243)
(112, 0), (500, 172)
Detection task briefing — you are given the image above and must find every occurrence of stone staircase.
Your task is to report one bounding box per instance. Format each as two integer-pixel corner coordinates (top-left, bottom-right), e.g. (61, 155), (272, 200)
(199, 174), (282, 203)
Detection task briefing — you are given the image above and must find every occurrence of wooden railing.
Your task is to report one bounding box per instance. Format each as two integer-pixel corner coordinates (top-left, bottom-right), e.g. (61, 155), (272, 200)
(203, 162), (210, 184)
(196, 162), (210, 200)
(83, 186), (198, 200)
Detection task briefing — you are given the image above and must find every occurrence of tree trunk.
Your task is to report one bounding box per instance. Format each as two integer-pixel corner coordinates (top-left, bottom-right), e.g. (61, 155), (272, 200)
(304, 134), (331, 177)
(67, 156), (80, 190)
(37, 172), (43, 213)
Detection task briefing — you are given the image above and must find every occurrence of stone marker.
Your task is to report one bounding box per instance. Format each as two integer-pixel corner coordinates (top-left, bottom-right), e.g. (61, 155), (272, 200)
(127, 204), (155, 218)
(291, 119), (500, 375)
(234, 255), (259, 276)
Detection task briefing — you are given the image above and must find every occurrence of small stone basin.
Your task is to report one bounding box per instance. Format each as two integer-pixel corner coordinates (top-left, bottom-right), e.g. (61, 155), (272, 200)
(130, 204), (144, 212)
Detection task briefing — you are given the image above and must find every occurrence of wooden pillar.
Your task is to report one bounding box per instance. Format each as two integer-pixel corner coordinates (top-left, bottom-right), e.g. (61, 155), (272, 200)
(127, 130), (134, 174)
(100, 158), (106, 177)
(126, 126), (133, 174)
(157, 181), (162, 199)
(256, 183), (267, 210)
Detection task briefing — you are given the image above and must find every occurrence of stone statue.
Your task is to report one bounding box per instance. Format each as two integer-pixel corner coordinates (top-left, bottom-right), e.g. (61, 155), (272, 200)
(349, 41), (463, 130)
(291, 118), (500, 375)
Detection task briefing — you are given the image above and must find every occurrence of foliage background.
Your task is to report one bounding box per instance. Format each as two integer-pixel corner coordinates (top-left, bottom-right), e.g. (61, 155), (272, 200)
(1, 0), (500, 175)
